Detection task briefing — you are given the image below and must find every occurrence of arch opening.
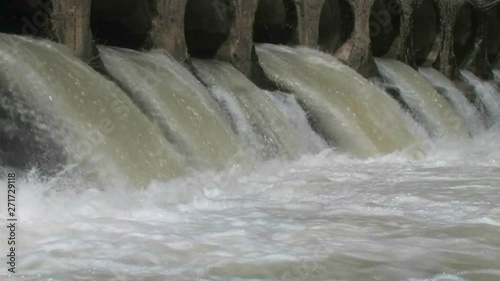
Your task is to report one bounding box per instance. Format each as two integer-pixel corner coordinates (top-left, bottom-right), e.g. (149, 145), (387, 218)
(369, 0), (401, 57)
(412, 0), (439, 65)
(486, 5), (500, 65)
(90, 0), (155, 49)
(318, 0), (354, 52)
(453, 3), (478, 66)
(253, 0), (298, 45)
(0, 0), (53, 37)
(184, 0), (235, 59)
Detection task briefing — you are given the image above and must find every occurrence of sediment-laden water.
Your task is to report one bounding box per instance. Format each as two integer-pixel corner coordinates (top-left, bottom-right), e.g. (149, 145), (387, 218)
(0, 33), (499, 281)
(1, 129), (499, 281)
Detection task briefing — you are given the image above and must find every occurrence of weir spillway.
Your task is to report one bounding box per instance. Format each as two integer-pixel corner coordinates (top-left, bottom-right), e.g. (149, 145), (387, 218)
(0, 0), (499, 186)
(1, 2), (500, 280)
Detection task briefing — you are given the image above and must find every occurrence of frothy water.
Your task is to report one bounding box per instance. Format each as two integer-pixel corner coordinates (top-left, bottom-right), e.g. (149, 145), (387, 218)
(461, 70), (500, 126)
(419, 67), (485, 135)
(1, 33), (500, 281)
(264, 91), (328, 154)
(493, 69), (500, 81)
(1, 128), (499, 281)
(376, 59), (468, 139)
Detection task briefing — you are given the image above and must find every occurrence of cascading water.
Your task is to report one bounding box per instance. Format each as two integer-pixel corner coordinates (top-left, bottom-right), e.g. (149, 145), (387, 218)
(494, 69), (500, 81)
(0, 34), (186, 186)
(419, 67), (486, 135)
(461, 70), (500, 126)
(98, 46), (244, 170)
(256, 44), (419, 158)
(376, 59), (468, 139)
(264, 91), (328, 154)
(0, 34), (499, 281)
(192, 59), (307, 160)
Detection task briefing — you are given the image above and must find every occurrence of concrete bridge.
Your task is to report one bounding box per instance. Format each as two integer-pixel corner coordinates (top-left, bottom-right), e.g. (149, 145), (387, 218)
(1, 0), (499, 82)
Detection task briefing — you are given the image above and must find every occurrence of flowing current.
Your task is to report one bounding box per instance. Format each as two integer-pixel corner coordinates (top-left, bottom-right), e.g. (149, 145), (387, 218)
(0, 34), (499, 281)
(1, 132), (499, 281)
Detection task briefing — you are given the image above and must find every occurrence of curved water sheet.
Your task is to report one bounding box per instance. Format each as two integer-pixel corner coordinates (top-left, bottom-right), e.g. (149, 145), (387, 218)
(265, 91), (328, 154)
(376, 58), (468, 139)
(256, 44), (418, 158)
(494, 69), (500, 81)
(419, 67), (485, 135)
(0, 34), (186, 187)
(192, 59), (306, 160)
(460, 70), (500, 126)
(99, 47), (244, 171)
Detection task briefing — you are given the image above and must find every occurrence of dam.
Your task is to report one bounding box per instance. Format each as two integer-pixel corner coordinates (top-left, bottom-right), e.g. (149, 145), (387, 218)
(0, 0), (499, 280)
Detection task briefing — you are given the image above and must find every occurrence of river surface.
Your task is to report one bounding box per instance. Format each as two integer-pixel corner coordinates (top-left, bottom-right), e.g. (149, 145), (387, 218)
(1, 128), (499, 281)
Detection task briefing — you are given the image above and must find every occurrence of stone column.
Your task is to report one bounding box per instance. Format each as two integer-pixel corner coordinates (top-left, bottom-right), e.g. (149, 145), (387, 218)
(215, 0), (259, 78)
(294, 0), (324, 47)
(388, 0), (414, 64)
(434, 0), (466, 78)
(335, 0), (375, 75)
(151, 0), (189, 61)
(51, 0), (92, 61)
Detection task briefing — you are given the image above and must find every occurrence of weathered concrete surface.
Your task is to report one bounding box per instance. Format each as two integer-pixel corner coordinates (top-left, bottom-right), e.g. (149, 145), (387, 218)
(2, 0), (499, 80)
(432, 0), (500, 78)
(294, 0), (324, 47)
(51, 0), (92, 61)
(150, 0), (189, 61)
(0, 0), (92, 60)
(334, 0), (374, 74)
(214, 0), (258, 78)
(433, 0), (468, 77)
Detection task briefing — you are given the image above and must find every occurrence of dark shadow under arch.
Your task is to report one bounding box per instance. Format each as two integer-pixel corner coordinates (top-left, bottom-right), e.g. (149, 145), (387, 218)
(370, 0), (401, 57)
(184, 0), (235, 58)
(318, 0), (354, 52)
(0, 0), (53, 38)
(453, 3), (479, 66)
(91, 0), (155, 50)
(412, 0), (439, 65)
(486, 5), (500, 65)
(253, 0), (298, 45)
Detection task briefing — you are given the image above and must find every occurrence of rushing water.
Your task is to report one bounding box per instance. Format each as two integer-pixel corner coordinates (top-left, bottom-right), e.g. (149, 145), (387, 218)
(376, 59), (468, 139)
(494, 69), (500, 81)
(419, 67), (485, 135)
(1, 128), (499, 281)
(461, 70), (500, 126)
(1, 33), (500, 281)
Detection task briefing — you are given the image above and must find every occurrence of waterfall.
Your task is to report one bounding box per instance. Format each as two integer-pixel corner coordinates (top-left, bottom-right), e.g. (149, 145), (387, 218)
(376, 59), (468, 139)
(460, 70), (500, 126)
(494, 69), (500, 81)
(192, 59), (308, 160)
(419, 67), (485, 135)
(0, 34), (186, 186)
(256, 44), (419, 158)
(98, 46), (244, 171)
(264, 91), (328, 154)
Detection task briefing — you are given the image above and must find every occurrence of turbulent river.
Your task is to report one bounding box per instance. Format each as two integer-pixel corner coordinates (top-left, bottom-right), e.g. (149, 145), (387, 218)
(1, 128), (499, 281)
(0, 34), (499, 281)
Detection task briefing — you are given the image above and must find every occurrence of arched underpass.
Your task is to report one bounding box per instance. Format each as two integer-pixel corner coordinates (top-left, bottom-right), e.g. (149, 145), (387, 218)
(318, 0), (354, 53)
(486, 4), (500, 65)
(90, 0), (154, 49)
(253, 0), (298, 45)
(369, 0), (401, 57)
(184, 0), (235, 58)
(412, 0), (439, 65)
(0, 0), (53, 37)
(453, 3), (478, 67)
